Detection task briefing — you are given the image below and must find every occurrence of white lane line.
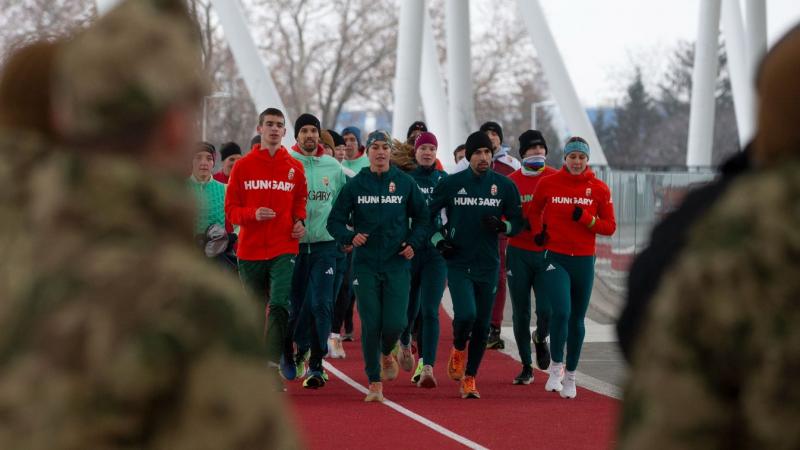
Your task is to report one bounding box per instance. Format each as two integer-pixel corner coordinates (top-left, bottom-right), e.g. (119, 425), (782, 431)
(322, 361), (489, 450)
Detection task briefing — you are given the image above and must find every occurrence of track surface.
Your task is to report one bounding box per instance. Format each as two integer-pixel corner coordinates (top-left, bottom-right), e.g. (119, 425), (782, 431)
(286, 306), (619, 450)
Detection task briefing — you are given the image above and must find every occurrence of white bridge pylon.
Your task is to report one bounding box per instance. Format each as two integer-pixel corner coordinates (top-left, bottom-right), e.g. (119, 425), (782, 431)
(95, 0), (764, 167)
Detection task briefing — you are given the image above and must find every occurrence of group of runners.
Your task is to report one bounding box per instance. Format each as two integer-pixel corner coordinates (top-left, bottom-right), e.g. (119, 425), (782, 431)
(193, 107), (616, 401)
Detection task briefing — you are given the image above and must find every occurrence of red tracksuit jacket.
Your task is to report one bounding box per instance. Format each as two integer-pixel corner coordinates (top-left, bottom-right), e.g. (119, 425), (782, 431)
(225, 144), (307, 260)
(508, 166), (558, 252)
(527, 166), (616, 256)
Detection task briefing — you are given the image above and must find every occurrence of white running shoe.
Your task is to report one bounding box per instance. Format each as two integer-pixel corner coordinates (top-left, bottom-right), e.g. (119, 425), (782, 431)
(327, 335), (338, 358)
(327, 334), (344, 359)
(335, 336), (346, 358)
(397, 344), (415, 372)
(417, 364), (438, 388)
(560, 370), (577, 399)
(545, 362), (564, 392)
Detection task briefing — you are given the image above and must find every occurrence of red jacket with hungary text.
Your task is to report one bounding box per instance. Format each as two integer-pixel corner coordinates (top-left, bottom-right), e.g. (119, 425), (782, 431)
(225, 144), (308, 260)
(527, 166), (616, 256)
(508, 166), (558, 252)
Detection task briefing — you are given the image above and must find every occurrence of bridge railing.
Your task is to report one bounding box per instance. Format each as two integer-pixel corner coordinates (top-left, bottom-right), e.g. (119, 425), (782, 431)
(591, 166), (717, 302)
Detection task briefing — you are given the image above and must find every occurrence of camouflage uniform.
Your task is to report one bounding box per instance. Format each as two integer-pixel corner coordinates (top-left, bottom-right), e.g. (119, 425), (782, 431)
(618, 162), (800, 449)
(0, 1), (298, 448)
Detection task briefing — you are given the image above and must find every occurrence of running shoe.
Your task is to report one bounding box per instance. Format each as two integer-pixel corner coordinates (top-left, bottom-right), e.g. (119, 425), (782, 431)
(279, 353), (296, 381)
(335, 336), (346, 358)
(327, 334), (342, 359)
(294, 350), (309, 379)
(364, 381), (384, 402)
(417, 364), (438, 389)
(447, 347), (466, 381)
(560, 371), (577, 399)
(460, 376), (480, 399)
(545, 362), (564, 392)
(342, 332), (354, 342)
(513, 364), (534, 385)
(397, 344), (416, 372)
(303, 371), (326, 389)
(411, 359), (424, 384)
(380, 353), (399, 381)
(486, 325), (505, 349)
(533, 336), (551, 370)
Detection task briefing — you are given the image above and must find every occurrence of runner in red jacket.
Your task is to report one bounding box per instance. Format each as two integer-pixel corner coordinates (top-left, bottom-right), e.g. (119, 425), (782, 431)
(226, 107), (308, 384)
(527, 136), (616, 399)
(506, 130), (558, 385)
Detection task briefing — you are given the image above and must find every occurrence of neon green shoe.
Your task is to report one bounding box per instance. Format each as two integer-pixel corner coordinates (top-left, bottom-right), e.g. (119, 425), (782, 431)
(411, 358), (424, 384)
(294, 350), (309, 379)
(322, 370), (329, 382)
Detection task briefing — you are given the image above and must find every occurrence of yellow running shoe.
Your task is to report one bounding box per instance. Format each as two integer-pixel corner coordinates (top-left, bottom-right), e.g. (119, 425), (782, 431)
(411, 358), (424, 384)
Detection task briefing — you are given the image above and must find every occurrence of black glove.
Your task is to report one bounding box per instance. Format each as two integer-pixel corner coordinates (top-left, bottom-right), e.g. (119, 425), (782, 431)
(481, 215), (507, 233)
(435, 239), (457, 259)
(226, 233), (238, 253)
(572, 206), (583, 221)
(533, 224), (549, 247)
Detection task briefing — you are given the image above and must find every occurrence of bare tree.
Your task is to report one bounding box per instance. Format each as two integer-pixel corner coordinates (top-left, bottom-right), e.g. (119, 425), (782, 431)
(0, 0), (95, 61)
(244, 0), (398, 128)
(187, 0), (257, 150)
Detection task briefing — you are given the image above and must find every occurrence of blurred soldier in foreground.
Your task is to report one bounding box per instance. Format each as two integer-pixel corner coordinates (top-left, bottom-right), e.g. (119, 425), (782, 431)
(0, 1), (298, 448)
(618, 24), (800, 450)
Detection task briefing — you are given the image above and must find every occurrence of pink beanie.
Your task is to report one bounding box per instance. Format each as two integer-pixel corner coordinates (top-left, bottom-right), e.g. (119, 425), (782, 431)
(414, 131), (438, 151)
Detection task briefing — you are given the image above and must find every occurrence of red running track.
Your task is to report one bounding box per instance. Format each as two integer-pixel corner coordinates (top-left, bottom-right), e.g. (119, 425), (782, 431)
(285, 305), (619, 449)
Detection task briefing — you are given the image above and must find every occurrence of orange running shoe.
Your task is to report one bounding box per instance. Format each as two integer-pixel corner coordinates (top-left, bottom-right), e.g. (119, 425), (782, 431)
(380, 354), (399, 381)
(447, 347), (466, 381)
(364, 382), (384, 402)
(460, 376), (480, 399)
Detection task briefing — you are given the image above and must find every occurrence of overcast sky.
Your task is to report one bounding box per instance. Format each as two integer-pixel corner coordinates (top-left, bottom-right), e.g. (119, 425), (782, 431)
(528, 0), (800, 106)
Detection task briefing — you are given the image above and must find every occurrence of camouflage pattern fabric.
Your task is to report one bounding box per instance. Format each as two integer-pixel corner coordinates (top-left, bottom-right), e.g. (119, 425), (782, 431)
(618, 162), (800, 449)
(0, 147), (298, 449)
(0, 0), (297, 446)
(52, 0), (208, 141)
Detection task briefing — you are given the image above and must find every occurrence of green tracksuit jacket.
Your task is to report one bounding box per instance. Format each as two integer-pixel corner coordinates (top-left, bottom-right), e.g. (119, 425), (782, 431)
(290, 152), (348, 244)
(327, 165), (430, 271)
(429, 167), (523, 275)
(410, 164), (448, 252)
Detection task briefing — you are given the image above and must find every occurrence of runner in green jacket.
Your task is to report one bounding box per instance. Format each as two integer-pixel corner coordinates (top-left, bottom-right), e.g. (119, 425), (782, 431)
(429, 131), (523, 399)
(395, 132), (448, 388)
(327, 130), (429, 402)
(285, 113), (349, 388)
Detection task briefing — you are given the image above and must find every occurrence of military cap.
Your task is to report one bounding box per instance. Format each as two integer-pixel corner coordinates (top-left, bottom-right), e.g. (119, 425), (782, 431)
(53, 0), (209, 140)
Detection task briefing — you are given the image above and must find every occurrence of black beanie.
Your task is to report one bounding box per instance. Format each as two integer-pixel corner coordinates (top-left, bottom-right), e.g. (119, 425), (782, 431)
(518, 130), (548, 155)
(479, 121), (503, 144)
(464, 131), (494, 161)
(406, 120), (427, 138)
(219, 141), (242, 161)
(294, 113), (321, 138)
(328, 129), (345, 147)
